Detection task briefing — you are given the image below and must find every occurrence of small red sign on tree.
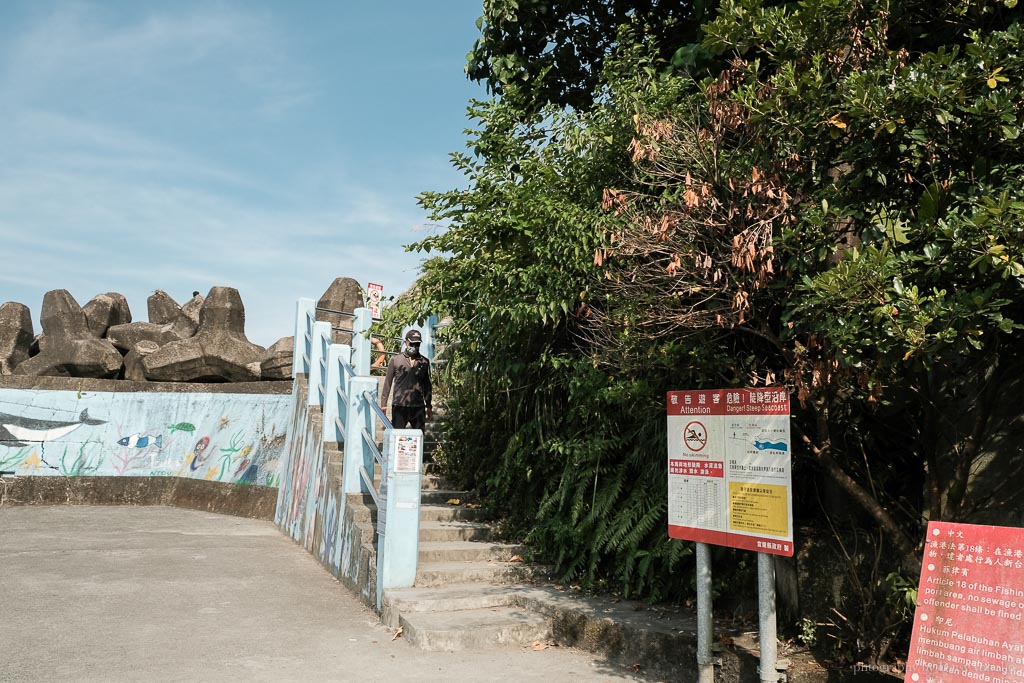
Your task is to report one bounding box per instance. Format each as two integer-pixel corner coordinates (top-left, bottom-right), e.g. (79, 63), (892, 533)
(905, 521), (1024, 683)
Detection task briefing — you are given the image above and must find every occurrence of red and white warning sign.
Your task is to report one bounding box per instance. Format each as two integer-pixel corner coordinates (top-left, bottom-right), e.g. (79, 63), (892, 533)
(367, 282), (384, 318)
(666, 388), (793, 556)
(905, 521), (1024, 683)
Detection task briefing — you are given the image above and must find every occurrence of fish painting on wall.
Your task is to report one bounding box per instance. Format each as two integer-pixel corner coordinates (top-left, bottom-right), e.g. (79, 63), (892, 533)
(117, 434), (163, 449)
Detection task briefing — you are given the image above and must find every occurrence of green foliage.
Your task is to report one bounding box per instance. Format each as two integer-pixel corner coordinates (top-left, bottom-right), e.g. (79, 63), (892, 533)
(371, 282), (435, 363)
(417, 0), (1024, 661)
(467, 0), (716, 111)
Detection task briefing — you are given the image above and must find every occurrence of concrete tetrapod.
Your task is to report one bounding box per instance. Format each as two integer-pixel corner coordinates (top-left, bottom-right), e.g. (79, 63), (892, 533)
(260, 336), (294, 380)
(181, 291), (204, 326)
(141, 286), (265, 382)
(13, 290), (124, 378)
(82, 292), (132, 338)
(317, 276), (364, 344)
(106, 322), (184, 354)
(0, 302), (34, 374)
(148, 290), (199, 339)
(123, 340), (161, 382)
(108, 291), (202, 355)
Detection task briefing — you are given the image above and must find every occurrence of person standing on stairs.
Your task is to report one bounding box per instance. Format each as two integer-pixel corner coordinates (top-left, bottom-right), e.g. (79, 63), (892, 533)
(380, 329), (432, 430)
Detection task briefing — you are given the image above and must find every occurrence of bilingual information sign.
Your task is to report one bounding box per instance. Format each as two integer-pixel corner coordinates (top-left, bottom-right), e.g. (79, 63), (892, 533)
(905, 521), (1024, 683)
(666, 388), (793, 557)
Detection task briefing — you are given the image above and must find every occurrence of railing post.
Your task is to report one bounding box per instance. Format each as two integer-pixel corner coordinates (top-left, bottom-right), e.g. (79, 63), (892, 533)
(323, 344), (346, 445)
(338, 344), (352, 402)
(422, 313), (439, 362)
(307, 321), (331, 407)
(377, 426), (423, 609)
(343, 376), (378, 496)
(293, 298), (315, 377)
(352, 308), (372, 376)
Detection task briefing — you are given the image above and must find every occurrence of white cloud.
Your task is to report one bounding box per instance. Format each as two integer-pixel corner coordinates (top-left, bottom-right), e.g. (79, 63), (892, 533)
(1, 3), (314, 113)
(0, 2), (429, 346)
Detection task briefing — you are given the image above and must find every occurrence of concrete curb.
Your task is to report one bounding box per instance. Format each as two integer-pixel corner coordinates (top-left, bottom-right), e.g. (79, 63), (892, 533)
(0, 475), (278, 520)
(508, 584), (900, 682)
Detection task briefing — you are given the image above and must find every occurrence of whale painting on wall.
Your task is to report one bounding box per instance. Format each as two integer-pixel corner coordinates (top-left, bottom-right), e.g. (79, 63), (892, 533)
(0, 409), (106, 447)
(0, 389), (290, 487)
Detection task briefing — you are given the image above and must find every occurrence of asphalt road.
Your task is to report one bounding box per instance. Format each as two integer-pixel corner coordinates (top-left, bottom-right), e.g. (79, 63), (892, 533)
(0, 505), (644, 682)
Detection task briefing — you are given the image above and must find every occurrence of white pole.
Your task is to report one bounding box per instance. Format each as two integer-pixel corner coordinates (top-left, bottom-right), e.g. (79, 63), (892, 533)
(758, 552), (778, 683)
(696, 542), (715, 683)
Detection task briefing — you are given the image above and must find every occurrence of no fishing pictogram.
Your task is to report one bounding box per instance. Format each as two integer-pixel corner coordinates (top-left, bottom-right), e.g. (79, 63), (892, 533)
(683, 421), (707, 451)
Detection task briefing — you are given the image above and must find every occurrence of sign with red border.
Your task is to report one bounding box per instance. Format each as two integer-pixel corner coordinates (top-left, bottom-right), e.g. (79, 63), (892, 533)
(905, 521), (1024, 683)
(367, 282), (384, 318)
(666, 388), (793, 556)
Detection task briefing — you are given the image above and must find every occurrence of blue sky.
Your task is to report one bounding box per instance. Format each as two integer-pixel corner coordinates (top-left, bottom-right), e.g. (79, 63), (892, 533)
(0, 1), (485, 346)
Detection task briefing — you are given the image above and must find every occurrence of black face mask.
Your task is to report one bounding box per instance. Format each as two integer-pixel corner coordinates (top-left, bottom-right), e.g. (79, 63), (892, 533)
(405, 344), (421, 356)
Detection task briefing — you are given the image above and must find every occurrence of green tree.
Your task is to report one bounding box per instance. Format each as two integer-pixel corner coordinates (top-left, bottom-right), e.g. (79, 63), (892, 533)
(468, 0), (717, 110)
(586, 0), (1024, 657)
(417, 0), (1024, 663)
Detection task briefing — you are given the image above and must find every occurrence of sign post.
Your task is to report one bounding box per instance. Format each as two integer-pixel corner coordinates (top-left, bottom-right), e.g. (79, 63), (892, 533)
(905, 521), (1024, 683)
(696, 541), (715, 683)
(668, 388), (793, 683)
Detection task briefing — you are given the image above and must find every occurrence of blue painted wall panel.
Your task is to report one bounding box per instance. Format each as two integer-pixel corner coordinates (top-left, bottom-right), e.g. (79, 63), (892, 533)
(0, 388), (291, 487)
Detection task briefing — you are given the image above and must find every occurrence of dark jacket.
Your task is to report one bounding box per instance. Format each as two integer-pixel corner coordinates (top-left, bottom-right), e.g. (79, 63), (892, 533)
(381, 351), (432, 408)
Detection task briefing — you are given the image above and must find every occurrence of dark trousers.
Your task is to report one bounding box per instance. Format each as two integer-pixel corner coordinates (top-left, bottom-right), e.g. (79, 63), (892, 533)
(391, 405), (425, 430)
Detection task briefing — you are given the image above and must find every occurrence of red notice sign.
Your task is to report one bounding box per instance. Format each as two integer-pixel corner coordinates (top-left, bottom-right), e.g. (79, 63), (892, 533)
(367, 282), (384, 318)
(905, 521), (1024, 683)
(666, 388), (793, 556)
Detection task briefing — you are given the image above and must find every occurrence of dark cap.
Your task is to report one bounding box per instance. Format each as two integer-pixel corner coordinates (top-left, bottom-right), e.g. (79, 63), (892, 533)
(404, 329), (422, 344)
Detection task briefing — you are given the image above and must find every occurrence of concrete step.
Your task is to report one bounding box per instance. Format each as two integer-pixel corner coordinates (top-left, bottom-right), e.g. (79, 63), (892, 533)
(347, 500), (377, 525)
(419, 475), (452, 491)
(418, 504), (485, 523)
(420, 489), (478, 505)
(399, 606), (550, 651)
(415, 560), (547, 588)
(384, 584), (521, 617)
(418, 520), (494, 543)
(417, 541), (522, 563)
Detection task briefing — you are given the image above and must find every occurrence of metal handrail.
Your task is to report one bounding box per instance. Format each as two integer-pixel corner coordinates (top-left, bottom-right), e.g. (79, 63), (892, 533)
(364, 391), (393, 431)
(361, 427), (385, 468)
(317, 306), (356, 318)
(359, 465), (379, 506)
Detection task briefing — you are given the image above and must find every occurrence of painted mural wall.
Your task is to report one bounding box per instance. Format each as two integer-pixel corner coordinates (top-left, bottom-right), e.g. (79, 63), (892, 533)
(0, 388), (290, 487)
(274, 376), (377, 606)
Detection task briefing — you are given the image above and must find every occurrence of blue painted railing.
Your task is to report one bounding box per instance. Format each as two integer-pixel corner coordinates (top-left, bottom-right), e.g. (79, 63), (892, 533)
(291, 297), (434, 609)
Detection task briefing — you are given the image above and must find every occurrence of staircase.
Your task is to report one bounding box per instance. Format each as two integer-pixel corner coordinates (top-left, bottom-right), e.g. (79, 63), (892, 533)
(381, 472), (552, 650)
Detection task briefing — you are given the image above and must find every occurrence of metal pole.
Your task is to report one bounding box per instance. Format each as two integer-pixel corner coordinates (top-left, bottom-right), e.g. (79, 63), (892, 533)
(696, 542), (715, 683)
(758, 552), (778, 683)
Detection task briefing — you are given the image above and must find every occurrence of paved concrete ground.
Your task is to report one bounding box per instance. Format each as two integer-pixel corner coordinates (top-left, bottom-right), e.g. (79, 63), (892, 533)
(0, 506), (646, 682)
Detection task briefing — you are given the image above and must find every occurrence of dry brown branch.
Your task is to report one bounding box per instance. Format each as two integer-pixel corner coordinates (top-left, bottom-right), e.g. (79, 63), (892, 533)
(579, 99), (797, 367)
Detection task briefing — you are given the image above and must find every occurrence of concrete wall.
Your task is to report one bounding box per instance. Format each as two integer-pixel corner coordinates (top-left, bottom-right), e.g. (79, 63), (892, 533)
(0, 378), (291, 488)
(275, 375), (378, 608)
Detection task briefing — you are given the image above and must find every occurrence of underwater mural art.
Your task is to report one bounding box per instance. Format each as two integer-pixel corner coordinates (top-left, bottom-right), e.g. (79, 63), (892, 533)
(0, 388), (290, 487)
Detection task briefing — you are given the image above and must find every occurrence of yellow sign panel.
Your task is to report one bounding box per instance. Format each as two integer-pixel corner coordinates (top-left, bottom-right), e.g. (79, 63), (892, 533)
(728, 482), (789, 537)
